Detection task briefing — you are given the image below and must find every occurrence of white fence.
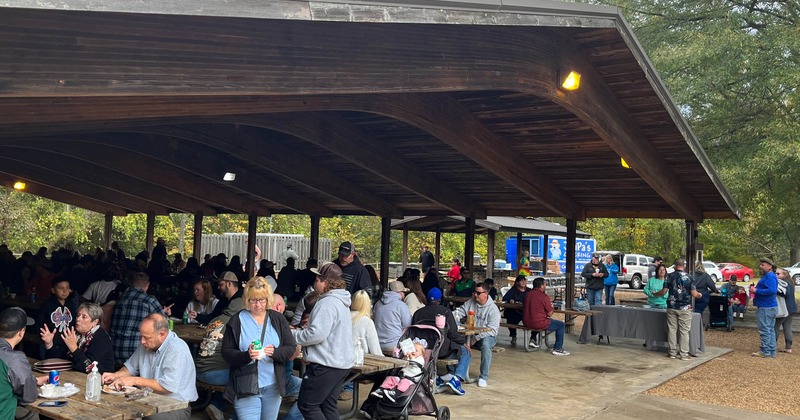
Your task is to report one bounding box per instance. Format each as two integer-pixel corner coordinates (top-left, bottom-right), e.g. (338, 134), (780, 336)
(200, 233), (333, 271)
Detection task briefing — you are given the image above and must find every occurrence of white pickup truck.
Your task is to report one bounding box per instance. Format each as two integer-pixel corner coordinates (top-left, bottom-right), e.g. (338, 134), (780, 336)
(595, 251), (653, 289)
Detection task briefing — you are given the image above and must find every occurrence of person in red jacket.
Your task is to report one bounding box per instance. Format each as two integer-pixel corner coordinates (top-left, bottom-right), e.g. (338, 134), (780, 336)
(522, 277), (570, 356)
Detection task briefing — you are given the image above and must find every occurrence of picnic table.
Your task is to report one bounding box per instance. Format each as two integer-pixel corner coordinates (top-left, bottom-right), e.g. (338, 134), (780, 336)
(341, 353), (407, 419)
(28, 361), (188, 420)
(171, 322), (206, 345)
(0, 294), (44, 311)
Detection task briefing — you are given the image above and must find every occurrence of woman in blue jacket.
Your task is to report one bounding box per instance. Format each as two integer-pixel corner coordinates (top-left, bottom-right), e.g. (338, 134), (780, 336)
(603, 255), (620, 305)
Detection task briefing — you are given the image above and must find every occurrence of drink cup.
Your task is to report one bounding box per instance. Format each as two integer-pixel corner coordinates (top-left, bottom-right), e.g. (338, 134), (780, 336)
(41, 384), (55, 397)
(435, 314), (446, 329)
(8, 293), (16, 299)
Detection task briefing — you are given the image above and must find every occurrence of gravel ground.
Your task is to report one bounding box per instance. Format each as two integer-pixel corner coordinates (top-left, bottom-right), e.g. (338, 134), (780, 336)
(608, 290), (800, 417)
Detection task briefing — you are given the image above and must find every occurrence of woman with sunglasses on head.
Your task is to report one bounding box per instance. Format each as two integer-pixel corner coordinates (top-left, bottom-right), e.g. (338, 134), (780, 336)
(222, 276), (297, 419)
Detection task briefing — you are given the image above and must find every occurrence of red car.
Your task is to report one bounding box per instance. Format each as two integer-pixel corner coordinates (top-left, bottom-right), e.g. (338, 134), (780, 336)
(716, 263), (755, 282)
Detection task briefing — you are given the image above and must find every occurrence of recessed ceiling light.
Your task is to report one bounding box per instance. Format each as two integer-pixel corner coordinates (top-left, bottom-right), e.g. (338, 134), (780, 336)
(223, 172), (236, 181)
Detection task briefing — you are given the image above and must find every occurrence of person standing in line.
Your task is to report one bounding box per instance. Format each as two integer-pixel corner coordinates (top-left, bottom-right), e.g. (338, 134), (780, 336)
(663, 259), (702, 360)
(692, 261), (719, 326)
(751, 258), (779, 358)
(580, 254), (608, 306)
(603, 255), (619, 305)
(775, 268), (796, 353)
(418, 245), (435, 275)
(647, 256), (663, 284)
(518, 250), (531, 277)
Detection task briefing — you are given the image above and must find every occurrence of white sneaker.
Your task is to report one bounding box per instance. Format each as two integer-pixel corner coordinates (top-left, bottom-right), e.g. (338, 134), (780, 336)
(552, 349), (570, 356)
(477, 378), (487, 388)
(529, 340), (540, 349)
(740, 313), (744, 318)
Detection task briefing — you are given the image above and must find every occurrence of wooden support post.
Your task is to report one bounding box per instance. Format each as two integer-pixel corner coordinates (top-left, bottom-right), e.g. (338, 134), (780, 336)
(310, 213), (320, 262)
(565, 219), (577, 332)
(435, 226), (441, 270)
(402, 226), (409, 272)
(685, 220), (697, 278)
(193, 212), (203, 260)
(464, 217), (475, 272)
(487, 229), (495, 280)
(145, 211), (155, 261)
(247, 212), (257, 279)
(380, 217), (391, 288)
(542, 234), (549, 276)
(103, 212), (113, 252)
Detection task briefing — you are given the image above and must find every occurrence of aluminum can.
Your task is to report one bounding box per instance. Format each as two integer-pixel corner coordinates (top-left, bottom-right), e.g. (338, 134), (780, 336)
(49, 370), (60, 386)
(168, 319), (174, 330)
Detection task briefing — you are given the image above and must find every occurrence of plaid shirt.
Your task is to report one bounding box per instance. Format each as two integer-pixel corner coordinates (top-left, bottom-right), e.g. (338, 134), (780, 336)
(110, 287), (164, 363)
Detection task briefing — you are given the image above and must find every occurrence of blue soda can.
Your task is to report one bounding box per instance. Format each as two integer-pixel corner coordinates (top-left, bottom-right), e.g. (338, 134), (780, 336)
(49, 370), (60, 386)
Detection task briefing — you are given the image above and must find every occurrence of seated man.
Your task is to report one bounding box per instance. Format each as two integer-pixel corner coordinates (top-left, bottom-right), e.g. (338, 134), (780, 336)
(103, 313), (197, 420)
(452, 282), (500, 389)
(0, 307), (48, 420)
(110, 272), (172, 364)
(523, 277), (570, 356)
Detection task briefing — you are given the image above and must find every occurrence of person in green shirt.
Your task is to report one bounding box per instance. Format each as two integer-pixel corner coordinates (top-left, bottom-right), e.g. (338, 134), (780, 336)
(453, 267), (476, 299)
(643, 264), (669, 309)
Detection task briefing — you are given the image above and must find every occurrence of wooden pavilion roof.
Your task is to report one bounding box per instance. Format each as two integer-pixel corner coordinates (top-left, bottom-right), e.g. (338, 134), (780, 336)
(392, 216), (592, 238)
(0, 0), (740, 221)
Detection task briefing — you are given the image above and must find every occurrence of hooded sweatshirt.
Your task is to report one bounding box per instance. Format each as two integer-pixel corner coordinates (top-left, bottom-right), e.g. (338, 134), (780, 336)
(292, 289), (353, 369)
(373, 291), (412, 350)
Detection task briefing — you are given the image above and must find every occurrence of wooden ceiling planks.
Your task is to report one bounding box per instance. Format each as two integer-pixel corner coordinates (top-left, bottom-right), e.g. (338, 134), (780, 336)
(0, 0), (739, 221)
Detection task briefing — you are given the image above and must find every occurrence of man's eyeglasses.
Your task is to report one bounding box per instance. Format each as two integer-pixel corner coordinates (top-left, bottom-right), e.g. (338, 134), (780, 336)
(473, 291), (487, 295)
(248, 298), (267, 304)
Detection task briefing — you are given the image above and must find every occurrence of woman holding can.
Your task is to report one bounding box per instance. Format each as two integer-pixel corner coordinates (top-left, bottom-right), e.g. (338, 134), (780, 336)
(222, 276), (297, 419)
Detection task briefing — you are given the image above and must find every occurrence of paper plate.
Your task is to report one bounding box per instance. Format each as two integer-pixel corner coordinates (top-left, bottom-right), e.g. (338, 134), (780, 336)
(33, 359), (72, 373)
(39, 385), (80, 399)
(102, 385), (137, 395)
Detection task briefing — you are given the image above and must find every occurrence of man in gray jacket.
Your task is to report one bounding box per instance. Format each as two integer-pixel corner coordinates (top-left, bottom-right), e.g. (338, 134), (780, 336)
(292, 262), (353, 420)
(452, 282), (501, 389)
(0, 307), (47, 420)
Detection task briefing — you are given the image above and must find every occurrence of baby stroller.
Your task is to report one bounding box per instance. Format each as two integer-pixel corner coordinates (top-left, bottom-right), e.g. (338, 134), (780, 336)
(707, 294), (731, 331)
(364, 324), (450, 420)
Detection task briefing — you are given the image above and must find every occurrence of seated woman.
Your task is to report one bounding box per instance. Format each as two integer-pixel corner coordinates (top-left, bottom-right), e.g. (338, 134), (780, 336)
(42, 302), (114, 374)
(186, 279), (219, 324)
(370, 340), (426, 402)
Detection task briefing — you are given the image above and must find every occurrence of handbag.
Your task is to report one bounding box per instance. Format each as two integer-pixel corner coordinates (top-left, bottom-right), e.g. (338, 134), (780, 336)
(233, 317), (268, 398)
(776, 295), (789, 318)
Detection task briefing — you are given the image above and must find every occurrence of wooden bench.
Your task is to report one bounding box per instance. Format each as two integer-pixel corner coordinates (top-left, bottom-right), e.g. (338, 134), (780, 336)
(500, 323), (552, 352)
(192, 381), (226, 411)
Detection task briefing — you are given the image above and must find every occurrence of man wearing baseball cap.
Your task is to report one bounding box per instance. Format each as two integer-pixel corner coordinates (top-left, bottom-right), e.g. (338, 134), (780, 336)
(0, 307), (47, 419)
(751, 258), (779, 358)
(334, 241), (371, 295)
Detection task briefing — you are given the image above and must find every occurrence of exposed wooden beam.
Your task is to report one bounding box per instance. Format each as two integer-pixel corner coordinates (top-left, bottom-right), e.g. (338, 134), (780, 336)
(0, 157), (169, 214)
(68, 132), (331, 217)
(0, 147), (217, 215)
(158, 124), (399, 217)
(231, 113), (486, 218)
(10, 140), (264, 215)
(0, 172), (127, 215)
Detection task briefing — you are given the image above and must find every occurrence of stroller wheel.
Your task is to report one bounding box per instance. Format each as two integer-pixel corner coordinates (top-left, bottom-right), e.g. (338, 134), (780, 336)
(436, 406), (451, 420)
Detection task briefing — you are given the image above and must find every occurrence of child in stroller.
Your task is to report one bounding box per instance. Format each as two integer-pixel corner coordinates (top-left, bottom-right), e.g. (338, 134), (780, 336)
(371, 340), (426, 402)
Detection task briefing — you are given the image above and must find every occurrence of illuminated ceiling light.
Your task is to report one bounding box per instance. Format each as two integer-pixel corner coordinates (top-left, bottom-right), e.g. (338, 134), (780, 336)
(560, 70), (581, 91)
(13, 181), (26, 190)
(223, 172), (236, 182)
(621, 158), (631, 169)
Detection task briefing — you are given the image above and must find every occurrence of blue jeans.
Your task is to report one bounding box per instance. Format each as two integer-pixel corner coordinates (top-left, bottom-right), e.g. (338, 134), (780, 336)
(756, 306), (778, 357)
(548, 319), (565, 351)
(603, 284), (616, 305)
(234, 383), (282, 420)
(196, 369), (235, 419)
(474, 335), (496, 381)
(728, 306), (735, 328)
(450, 345), (471, 381)
(586, 289), (603, 307)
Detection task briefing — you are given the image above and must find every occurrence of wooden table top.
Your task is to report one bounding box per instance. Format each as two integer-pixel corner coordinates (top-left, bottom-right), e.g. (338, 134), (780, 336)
(457, 326), (492, 336)
(0, 295), (44, 311)
(171, 322), (206, 344)
(351, 354), (407, 375)
(29, 364), (188, 420)
(444, 296), (600, 316)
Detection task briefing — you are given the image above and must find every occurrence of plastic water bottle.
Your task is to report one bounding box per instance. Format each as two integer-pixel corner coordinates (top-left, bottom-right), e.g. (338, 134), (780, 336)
(354, 339), (364, 366)
(31, 287), (37, 303)
(467, 310), (475, 330)
(85, 362), (101, 402)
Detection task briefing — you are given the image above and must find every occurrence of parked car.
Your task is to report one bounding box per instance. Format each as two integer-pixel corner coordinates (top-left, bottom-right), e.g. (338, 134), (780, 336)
(716, 263), (755, 282)
(595, 251), (653, 289)
(703, 261), (723, 282)
(783, 262), (800, 285)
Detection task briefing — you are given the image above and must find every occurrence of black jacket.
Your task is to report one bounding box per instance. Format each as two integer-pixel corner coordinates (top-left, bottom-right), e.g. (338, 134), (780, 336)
(412, 302), (465, 358)
(221, 309), (296, 403)
(581, 262), (609, 290)
(336, 257), (372, 295)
